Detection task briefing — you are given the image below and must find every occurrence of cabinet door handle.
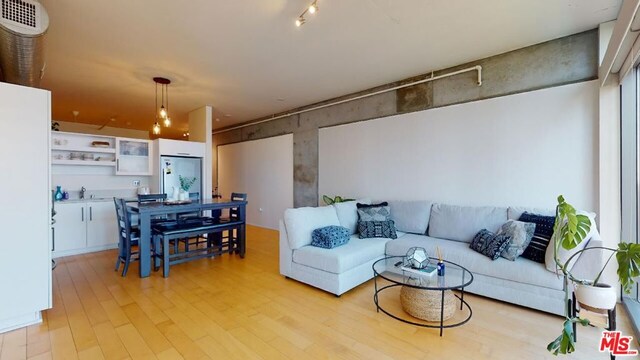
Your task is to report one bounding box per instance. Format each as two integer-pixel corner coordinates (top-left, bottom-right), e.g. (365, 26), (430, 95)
(116, 159), (120, 171)
(177, 152), (190, 156)
(90, 206), (93, 221)
(52, 227), (55, 251)
(81, 207), (84, 222)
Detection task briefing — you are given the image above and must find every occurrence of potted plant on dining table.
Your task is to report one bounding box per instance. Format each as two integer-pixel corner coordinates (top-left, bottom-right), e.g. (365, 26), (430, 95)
(547, 195), (640, 355)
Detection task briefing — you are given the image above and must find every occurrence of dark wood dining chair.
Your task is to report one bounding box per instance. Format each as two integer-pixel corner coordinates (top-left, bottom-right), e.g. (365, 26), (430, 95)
(114, 198), (141, 276)
(220, 192), (247, 254)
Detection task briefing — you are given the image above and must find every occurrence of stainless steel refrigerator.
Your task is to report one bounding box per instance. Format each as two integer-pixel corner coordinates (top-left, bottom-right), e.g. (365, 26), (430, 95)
(161, 156), (203, 198)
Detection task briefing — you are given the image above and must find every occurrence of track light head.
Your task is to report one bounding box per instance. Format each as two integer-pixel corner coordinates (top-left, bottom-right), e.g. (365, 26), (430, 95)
(295, 17), (305, 27)
(308, 3), (317, 14)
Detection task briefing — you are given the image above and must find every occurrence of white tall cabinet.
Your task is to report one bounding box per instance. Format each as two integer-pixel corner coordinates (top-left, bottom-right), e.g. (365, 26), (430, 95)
(0, 82), (52, 333)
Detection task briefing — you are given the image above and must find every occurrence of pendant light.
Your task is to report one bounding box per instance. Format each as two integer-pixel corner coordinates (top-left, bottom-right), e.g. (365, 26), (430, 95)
(152, 77), (171, 134)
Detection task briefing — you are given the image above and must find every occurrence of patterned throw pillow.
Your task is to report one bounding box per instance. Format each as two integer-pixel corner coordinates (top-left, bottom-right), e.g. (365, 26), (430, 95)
(469, 229), (512, 260)
(310, 226), (351, 249)
(358, 220), (397, 239)
(497, 220), (536, 261)
(519, 212), (556, 263)
(356, 202), (391, 221)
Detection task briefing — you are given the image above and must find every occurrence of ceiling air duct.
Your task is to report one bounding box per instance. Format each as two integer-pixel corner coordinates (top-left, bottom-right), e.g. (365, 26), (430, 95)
(0, 0), (48, 87)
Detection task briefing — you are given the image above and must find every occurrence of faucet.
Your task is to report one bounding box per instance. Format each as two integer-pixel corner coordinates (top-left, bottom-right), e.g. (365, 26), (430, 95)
(80, 186), (86, 199)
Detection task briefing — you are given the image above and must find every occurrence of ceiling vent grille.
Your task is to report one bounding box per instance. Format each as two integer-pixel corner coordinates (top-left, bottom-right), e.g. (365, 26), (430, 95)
(2, 0), (37, 28)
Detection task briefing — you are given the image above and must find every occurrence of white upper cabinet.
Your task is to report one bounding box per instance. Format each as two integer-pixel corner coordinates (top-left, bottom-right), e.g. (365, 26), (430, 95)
(115, 138), (152, 175)
(156, 138), (205, 157)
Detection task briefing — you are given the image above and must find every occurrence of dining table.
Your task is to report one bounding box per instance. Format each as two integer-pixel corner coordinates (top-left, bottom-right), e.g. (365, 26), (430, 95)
(127, 198), (247, 278)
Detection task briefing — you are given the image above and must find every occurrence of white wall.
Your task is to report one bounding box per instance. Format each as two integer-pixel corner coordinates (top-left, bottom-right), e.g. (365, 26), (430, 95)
(319, 81), (599, 212)
(218, 134), (294, 229)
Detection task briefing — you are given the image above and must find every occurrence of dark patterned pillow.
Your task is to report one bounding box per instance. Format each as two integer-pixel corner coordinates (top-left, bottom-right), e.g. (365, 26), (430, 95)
(357, 202), (390, 221)
(469, 229), (512, 260)
(519, 212), (556, 263)
(311, 226), (351, 249)
(358, 220), (397, 239)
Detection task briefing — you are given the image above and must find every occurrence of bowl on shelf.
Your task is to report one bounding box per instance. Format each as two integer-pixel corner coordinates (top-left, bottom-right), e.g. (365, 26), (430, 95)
(83, 153), (95, 160)
(69, 152), (82, 160)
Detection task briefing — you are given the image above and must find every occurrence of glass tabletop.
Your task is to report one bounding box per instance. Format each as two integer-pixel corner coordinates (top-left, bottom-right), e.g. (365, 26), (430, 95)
(373, 256), (473, 290)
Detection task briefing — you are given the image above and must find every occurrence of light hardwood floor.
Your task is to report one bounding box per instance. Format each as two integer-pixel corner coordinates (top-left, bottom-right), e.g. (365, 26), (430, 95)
(0, 225), (635, 359)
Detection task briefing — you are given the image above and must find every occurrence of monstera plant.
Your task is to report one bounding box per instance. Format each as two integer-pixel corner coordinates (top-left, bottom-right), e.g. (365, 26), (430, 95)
(547, 195), (640, 355)
(322, 195), (355, 205)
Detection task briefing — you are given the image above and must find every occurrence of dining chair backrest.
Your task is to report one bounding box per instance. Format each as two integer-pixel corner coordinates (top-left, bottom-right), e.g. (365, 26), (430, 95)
(138, 193), (167, 203)
(114, 198), (135, 249)
(229, 192), (247, 220)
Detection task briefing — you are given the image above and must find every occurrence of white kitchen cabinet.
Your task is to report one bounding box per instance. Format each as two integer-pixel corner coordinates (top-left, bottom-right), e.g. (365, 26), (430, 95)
(156, 138), (205, 157)
(53, 202), (86, 254)
(86, 201), (118, 248)
(53, 200), (118, 258)
(116, 138), (152, 175)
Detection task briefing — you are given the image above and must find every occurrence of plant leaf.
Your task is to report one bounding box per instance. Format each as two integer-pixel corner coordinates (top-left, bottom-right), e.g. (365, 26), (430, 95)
(335, 196), (343, 203)
(322, 195), (334, 205)
(617, 242), (640, 294)
(547, 320), (576, 355)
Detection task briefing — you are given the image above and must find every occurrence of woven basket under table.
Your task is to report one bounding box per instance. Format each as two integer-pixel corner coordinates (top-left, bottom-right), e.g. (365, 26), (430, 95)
(400, 285), (456, 322)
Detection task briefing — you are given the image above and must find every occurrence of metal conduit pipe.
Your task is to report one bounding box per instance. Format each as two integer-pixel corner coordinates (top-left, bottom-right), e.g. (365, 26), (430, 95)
(213, 65), (483, 135)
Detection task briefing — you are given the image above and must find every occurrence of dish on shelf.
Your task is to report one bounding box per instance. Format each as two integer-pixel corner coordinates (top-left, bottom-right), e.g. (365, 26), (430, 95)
(83, 153), (95, 160)
(91, 141), (111, 148)
(53, 139), (68, 146)
(69, 152), (82, 160)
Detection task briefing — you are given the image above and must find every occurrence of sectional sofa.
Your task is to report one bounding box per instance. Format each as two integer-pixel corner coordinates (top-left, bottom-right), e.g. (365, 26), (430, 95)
(279, 200), (604, 316)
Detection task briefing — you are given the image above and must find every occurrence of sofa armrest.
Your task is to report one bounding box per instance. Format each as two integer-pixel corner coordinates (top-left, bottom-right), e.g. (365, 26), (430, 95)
(570, 239), (606, 282)
(279, 220), (293, 277)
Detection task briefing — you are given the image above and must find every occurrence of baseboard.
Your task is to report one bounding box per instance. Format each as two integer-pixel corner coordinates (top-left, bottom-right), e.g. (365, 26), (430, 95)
(53, 243), (118, 258)
(0, 311), (42, 334)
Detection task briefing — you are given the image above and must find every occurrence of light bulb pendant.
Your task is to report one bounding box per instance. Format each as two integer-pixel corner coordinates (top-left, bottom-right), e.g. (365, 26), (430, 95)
(159, 106), (167, 119)
(153, 122), (161, 134)
(164, 117), (171, 127)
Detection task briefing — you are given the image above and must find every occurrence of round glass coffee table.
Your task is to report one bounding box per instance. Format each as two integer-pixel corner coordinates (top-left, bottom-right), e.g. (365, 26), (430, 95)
(372, 256), (473, 336)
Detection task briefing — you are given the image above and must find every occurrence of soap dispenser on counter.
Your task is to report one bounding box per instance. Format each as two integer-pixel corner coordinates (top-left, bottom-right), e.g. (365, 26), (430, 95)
(54, 186), (63, 201)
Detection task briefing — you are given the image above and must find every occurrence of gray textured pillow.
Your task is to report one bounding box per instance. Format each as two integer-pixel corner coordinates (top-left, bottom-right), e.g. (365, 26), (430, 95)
(497, 220), (536, 261)
(357, 203), (391, 222)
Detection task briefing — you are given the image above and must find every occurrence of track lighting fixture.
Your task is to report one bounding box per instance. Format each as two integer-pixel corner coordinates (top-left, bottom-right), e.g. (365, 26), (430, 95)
(295, 0), (318, 27)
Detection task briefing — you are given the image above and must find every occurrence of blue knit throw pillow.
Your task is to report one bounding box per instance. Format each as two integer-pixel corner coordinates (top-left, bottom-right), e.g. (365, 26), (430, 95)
(311, 226), (351, 249)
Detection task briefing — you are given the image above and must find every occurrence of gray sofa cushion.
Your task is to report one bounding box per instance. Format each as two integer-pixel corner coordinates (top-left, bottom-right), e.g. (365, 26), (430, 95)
(284, 206), (341, 249)
(293, 235), (389, 274)
(428, 204), (508, 243)
(333, 198), (371, 234)
(385, 234), (563, 290)
(388, 200), (433, 234)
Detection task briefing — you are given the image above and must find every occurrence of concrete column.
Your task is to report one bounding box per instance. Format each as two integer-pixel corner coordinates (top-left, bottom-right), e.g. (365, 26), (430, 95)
(293, 128), (318, 207)
(188, 106), (213, 198)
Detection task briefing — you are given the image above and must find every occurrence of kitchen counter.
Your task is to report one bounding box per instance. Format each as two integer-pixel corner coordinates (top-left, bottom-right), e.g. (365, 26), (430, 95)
(56, 197), (136, 204)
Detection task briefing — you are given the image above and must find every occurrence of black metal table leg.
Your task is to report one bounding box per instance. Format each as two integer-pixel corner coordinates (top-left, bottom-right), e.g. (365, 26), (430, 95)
(608, 307), (617, 360)
(440, 290), (445, 337)
(460, 287), (465, 311)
